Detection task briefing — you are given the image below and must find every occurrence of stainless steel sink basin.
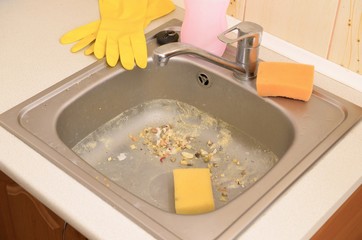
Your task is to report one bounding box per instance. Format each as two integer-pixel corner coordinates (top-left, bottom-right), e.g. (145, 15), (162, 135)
(1, 19), (361, 239)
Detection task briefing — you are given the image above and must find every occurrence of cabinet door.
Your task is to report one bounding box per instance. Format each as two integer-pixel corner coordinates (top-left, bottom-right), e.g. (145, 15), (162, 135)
(5, 183), (63, 240)
(0, 174), (16, 240)
(0, 171), (87, 240)
(64, 223), (88, 240)
(312, 185), (362, 240)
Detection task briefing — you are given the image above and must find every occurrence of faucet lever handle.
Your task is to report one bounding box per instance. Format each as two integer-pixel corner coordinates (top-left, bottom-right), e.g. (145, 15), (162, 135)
(218, 21), (263, 48)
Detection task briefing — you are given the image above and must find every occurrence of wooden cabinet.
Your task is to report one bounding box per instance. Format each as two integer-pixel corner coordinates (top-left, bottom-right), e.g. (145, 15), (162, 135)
(0, 171), (87, 240)
(312, 185), (362, 240)
(0, 171), (360, 239)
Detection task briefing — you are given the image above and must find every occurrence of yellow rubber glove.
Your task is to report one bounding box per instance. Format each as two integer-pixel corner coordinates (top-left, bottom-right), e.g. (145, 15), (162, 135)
(60, 0), (175, 69)
(94, 0), (148, 69)
(60, 20), (99, 54)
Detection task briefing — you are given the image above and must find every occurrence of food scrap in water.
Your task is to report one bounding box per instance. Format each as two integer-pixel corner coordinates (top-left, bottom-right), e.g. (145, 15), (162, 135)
(117, 152), (127, 161)
(135, 124), (195, 163)
(125, 113), (262, 204)
(181, 152), (194, 159)
(128, 134), (138, 142)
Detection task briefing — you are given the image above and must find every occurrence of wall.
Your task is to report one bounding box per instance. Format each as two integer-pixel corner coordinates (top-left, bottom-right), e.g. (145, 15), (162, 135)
(227, 0), (362, 75)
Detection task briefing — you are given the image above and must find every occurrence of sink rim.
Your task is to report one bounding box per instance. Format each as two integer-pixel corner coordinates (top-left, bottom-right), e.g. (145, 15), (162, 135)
(0, 19), (361, 239)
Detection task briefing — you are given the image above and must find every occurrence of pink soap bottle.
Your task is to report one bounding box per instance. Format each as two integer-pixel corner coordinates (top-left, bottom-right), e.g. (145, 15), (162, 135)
(180, 0), (229, 56)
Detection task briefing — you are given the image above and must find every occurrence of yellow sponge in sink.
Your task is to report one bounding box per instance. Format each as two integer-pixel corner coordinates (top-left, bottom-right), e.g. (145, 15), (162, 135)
(173, 168), (215, 214)
(256, 62), (314, 101)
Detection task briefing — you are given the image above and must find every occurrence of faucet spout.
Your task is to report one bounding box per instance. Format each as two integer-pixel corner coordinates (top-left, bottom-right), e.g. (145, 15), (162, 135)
(153, 22), (263, 80)
(153, 42), (246, 75)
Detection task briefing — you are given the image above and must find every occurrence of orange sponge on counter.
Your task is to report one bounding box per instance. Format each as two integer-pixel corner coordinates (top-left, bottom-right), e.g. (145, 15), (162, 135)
(256, 62), (314, 101)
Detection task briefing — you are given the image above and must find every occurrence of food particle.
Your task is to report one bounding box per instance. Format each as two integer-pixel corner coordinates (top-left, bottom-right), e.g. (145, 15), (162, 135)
(219, 196), (228, 202)
(151, 127), (158, 133)
(130, 144), (137, 150)
(200, 149), (208, 157)
(203, 154), (212, 163)
(236, 179), (245, 187)
(128, 134), (138, 142)
(117, 153), (127, 161)
(107, 157), (112, 161)
(181, 152), (194, 159)
(221, 191), (228, 197)
(159, 139), (167, 147)
(180, 159), (188, 165)
(209, 143), (216, 149)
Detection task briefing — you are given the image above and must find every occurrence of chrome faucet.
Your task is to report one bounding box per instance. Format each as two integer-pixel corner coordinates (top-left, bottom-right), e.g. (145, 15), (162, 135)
(153, 22), (263, 80)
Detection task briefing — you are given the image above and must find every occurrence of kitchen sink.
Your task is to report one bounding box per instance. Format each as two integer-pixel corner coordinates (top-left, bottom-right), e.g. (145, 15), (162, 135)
(1, 19), (361, 239)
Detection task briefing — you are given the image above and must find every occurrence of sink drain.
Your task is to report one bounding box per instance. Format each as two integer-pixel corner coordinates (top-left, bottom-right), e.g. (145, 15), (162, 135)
(197, 73), (212, 87)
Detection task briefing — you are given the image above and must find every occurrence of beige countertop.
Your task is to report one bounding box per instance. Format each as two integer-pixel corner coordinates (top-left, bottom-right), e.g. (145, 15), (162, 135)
(0, 0), (361, 239)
